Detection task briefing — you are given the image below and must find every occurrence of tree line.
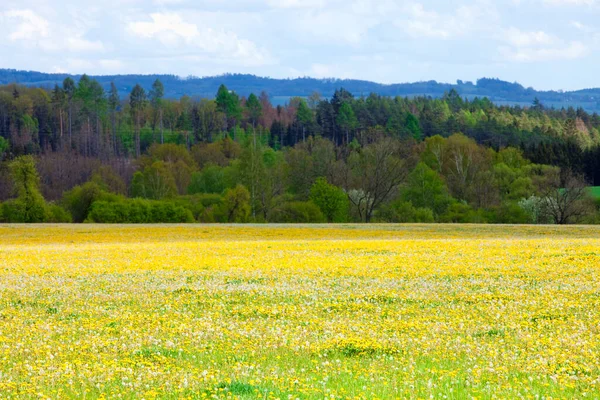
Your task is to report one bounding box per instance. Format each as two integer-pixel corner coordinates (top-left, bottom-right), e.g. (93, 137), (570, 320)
(0, 76), (599, 224)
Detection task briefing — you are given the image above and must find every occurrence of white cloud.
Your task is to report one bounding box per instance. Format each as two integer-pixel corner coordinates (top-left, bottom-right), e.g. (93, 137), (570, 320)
(3, 9), (49, 41)
(128, 13), (199, 43)
(65, 37), (105, 52)
(543, 0), (597, 5)
(2, 8), (104, 54)
(293, 10), (376, 45)
(571, 20), (596, 32)
(310, 63), (333, 77)
(63, 58), (95, 71)
(504, 27), (554, 47)
(397, 2), (498, 40)
(309, 63), (355, 79)
(128, 12), (273, 65)
(99, 59), (124, 71)
(265, 0), (326, 8)
(500, 41), (587, 62)
(499, 28), (588, 62)
(1, 0), (599, 89)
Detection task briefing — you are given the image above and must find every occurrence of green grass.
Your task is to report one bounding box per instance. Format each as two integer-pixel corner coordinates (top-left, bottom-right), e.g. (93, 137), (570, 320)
(588, 186), (600, 199)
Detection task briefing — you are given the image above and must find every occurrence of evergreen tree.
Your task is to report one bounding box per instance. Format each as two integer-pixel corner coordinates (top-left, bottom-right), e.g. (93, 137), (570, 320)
(130, 84), (147, 157)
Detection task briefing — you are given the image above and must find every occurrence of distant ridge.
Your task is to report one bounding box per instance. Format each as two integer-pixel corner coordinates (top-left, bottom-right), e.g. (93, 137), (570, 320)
(1, 68), (599, 111)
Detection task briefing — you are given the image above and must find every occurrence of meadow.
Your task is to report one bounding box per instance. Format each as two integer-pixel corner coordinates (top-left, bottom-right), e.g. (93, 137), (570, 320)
(0, 224), (599, 399)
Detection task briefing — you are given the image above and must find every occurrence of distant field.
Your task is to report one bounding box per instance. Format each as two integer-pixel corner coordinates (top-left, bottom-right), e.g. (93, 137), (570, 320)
(589, 186), (600, 199)
(1, 224), (599, 398)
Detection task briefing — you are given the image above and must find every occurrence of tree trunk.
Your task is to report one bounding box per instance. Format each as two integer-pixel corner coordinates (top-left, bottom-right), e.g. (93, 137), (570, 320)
(68, 103), (72, 149)
(111, 111), (117, 157)
(160, 108), (164, 144)
(135, 113), (141, 158)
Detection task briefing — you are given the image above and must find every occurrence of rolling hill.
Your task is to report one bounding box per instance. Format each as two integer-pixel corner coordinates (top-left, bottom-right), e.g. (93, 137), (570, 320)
(1, 68), (599, 111)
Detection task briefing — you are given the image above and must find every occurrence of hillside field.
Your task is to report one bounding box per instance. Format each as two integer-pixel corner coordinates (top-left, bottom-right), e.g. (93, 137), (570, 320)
(588, 187), (600, 199)
(0, 224), (599, 399)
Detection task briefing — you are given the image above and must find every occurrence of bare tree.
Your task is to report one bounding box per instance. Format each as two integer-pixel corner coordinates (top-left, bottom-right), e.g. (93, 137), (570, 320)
(340, 137), (415, 222)
(538, 168), (593, 224)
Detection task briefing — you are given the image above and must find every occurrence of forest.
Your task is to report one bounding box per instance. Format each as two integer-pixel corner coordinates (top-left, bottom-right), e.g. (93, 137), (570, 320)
(3, 69), (600, 111)
(1, 74), (600, 224)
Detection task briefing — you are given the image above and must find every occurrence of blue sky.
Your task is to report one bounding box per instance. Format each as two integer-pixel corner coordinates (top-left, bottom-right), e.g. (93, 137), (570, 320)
(1, 0), (599, 90)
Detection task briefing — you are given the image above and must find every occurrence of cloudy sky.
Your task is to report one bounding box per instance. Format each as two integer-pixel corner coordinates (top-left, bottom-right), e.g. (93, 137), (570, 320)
(0, 0), (599, 90)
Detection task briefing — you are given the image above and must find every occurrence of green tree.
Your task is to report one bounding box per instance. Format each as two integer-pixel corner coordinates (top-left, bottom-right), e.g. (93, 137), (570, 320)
(62, 181), (121, 223)
(309, 177), (349, 222)
(62, 77), (76, 148)
(188, 164), (227, 194)
(130, 84), (147, 157)
(150, 79), (165, 144)
(221, 184), (251, 223)
(130, 161), (177, 200)
(215, 84), (242, 132)
(402, 162), (450, 216)
(0, 136), (9, 161)
(404, 113), (422, 141)
(378, 201), (435, 223)
(246, 93), (262, 129)
(336, 102), (357, 145)
(51, 84), (66, 147)
(239, 139), (266, 219)
(4, 156), (48, 222)
(109, 82), (119, 155)
(296, 99), (313, 142)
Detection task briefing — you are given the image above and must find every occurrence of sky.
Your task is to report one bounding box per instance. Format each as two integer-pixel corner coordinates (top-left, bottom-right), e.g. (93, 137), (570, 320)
(0, 0), (599, 91)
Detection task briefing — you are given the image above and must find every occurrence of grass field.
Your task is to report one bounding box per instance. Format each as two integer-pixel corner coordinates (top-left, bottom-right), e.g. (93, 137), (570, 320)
(588, 186), (600, 199)
(1, 224), (600, 399)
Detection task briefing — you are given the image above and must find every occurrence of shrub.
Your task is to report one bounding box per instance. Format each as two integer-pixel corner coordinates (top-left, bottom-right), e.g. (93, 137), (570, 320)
(188, 164), (227, 195)
(486, 202), (531, 224)
(5, 156), (49, 222)
(439, 202), (486, 223)
(1, 199), (48, 223)
(270, 201), (325, 223)
(378, 201), (435, 223)
(130, 161), (177, 200)
(87, 199), (194, 223)
(518, 196), (553, 224)
(402, 162), (451, 216)
(47, 204), (72, 223)
(62, 181), (123, 223)
(218, 185), (251, 223)
(91, 166), (127, 195)
(309, 177), (349, 222)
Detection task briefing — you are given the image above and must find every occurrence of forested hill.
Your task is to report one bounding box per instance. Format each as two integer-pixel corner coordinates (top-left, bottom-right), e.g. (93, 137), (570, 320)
(1, 68), (600, 111)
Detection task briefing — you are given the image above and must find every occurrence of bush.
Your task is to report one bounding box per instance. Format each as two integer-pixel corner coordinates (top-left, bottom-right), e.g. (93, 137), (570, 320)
(62, 181), (123, 223)
(217, 185), (251, 223)
(378, 201), (435, 223)
(439, 202), (486, 223)
(486, 202), (531, 224)
(47, 204), (72, 223)
(91, 166), (127, 195)
(518, 196), (553, 224)
(130, 161), (177, 200)
(270, 201), (326, 223)
(309, 177), (349, 222)
(1, 199), (48, 223)
(188, 164), (227, 195)
(168, 196), (204, 221)
(4, 156), (50, 222)
(87, 199), (194, 223)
